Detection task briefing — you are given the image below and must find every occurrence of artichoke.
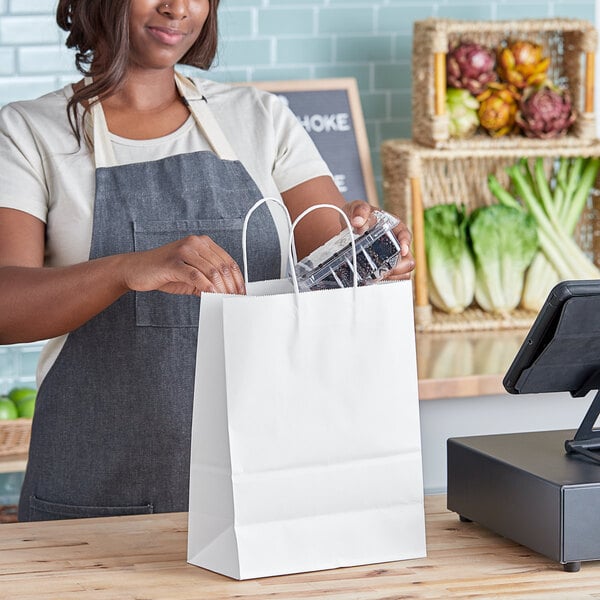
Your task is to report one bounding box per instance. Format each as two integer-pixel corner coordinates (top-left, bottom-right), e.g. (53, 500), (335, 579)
(476, 83), (519, 137)
(497, 40), (550, 89)
(446, 88), (480, 138)
(515, 84), (576, 139)
(446, 41), (497, 96)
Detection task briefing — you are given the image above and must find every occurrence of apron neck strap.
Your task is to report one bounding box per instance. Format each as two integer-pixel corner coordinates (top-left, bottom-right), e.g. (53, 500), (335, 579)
(174, 72), (238, 161)
(88, 73), (238, 168)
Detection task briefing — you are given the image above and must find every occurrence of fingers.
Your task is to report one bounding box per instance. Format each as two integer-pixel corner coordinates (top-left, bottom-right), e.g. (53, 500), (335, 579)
(383, 250), (416, 281)
(123, 235), (246, 296)
(343, 200), (376, 234)
(342, 202), (415, 280)
(393, 221), (413, 258)
(387, 219), (415, 279)
(177, 235), (246, 295)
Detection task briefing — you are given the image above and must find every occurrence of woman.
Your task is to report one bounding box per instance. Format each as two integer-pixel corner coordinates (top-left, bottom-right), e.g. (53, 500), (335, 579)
(0, 0), (415, 521)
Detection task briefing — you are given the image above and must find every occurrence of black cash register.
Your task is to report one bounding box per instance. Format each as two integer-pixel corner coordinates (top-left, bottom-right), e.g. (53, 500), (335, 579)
(447, 280), (600, 572)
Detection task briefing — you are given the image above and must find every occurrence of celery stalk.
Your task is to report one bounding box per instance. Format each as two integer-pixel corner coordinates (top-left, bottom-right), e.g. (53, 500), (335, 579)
(552, 157), (569, 214)
(487, 174), (523, 211)
(561, 157), (585, 220)
(506, 165), (599, 279)
(564, 157), (600, 234)
(533, 158), (560, 227)
(522, 156), (599, 311)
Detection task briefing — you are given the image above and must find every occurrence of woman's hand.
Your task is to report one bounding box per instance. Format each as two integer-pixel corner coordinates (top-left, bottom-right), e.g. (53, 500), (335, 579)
(385, 218), (415, 281)
(342, 200), (415, 281)
(118, 235), (246, 296)
(0, 207), (245, 345)
(282, 176), (415, 280)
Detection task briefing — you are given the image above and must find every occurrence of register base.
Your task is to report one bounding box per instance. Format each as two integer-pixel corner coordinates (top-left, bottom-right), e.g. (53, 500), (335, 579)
(447, 429), (600, 572)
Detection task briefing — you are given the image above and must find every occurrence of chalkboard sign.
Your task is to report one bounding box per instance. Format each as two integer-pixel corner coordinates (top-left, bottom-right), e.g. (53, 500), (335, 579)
(249, 78), (378, 207)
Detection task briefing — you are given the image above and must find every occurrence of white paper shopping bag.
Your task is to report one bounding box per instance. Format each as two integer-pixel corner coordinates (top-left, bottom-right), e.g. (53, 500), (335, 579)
(187, 201), (426, 580)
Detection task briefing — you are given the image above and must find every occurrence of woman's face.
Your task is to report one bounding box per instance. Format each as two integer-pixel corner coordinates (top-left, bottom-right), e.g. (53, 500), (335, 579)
(128, 0), (210, 71)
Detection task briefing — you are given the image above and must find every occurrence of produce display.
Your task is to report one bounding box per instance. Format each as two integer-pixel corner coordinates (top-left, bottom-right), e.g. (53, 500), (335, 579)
(490, 156), (600, 311)
(424, 201), (538, 315)
(0, 387), (36, 420)
(445, 39), (575, 140)
(424, 155), (600, 316)
(400, 19), (598, 331)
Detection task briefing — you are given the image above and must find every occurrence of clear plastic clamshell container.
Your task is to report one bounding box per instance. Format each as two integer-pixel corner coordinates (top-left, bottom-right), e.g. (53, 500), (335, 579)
(295, 210), (401, 292)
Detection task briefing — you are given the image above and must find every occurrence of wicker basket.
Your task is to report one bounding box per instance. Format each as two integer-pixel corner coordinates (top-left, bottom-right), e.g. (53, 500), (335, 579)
(0, 419), (31, 456)
(412, 18), (597, 149)
(381, 139), (600, 332)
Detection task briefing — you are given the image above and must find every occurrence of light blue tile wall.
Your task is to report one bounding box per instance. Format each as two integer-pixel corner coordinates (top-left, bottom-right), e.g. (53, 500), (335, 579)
(0, 0), (596, 181)
(0, 0), (596, 378)
(0, 342), (44, 395)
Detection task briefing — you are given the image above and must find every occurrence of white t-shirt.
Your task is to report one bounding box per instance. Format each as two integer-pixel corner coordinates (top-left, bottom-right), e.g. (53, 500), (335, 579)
(0, 77), (332, 384)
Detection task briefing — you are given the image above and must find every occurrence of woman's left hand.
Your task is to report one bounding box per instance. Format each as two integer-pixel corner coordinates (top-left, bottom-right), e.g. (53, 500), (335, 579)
(282, 177), (414, 279)
(343, 200), (415, 281)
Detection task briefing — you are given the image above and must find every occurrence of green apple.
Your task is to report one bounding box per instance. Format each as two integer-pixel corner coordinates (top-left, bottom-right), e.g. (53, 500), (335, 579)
(16, 396), (36, 419)
(0, 396), (18, 420)
(8, 387), (36, 404)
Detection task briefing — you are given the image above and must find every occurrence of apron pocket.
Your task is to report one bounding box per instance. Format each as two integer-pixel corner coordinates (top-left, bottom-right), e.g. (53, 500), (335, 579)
(133, 219), (243, 328)
(28, 495), (154, 521)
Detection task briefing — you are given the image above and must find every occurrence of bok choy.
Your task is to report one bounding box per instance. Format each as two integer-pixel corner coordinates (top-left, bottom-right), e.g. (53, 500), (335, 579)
(423, 204), (475, 313)
(468, 204), (538, 314)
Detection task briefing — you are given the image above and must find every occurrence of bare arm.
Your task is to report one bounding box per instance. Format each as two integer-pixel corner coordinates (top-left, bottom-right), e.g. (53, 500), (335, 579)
(0, 208), (246, 344)
(281, 175), (349, 258)
(281, 175), (415, 280)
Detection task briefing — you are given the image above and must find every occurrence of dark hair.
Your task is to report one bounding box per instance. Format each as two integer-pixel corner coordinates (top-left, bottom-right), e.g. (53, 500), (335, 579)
(56, 0), (221, 144)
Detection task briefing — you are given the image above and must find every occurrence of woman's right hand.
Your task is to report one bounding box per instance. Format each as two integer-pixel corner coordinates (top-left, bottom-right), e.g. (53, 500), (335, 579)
(118, 235), (246, 296)
(0, 208), (246, 344)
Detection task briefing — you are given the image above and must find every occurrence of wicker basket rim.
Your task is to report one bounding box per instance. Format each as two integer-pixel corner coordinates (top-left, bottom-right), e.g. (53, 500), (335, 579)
(0, 418), (32, 456)
(381, 138), (600, 160)
(0, 417), (32, 427)
(414, 17), (596, 34)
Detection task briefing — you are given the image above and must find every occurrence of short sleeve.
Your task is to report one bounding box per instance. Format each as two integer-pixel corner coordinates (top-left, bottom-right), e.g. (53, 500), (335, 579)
(263, 92), (333, 192)
(0, 104), (49, 223)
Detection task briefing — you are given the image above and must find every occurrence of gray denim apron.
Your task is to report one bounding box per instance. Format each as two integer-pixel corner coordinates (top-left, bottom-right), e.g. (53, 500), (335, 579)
(19, 75), (281, 521)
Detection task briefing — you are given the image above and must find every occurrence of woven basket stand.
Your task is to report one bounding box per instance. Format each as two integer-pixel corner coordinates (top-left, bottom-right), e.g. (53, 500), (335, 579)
(382, 140), (600, 332)
(0, 419), (32, 457)
(412, 17), (598, 149)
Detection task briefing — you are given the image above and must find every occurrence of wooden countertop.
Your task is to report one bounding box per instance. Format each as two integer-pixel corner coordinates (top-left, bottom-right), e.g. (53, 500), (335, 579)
(1, 494), (599, 599)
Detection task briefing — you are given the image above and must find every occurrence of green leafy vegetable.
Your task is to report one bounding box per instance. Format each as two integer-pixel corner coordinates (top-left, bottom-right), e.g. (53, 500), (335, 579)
(468, 204), (538, 314)
(446, 88), (480, 139)
(423, 204), (475, 313)
(488, 156), (600, 311)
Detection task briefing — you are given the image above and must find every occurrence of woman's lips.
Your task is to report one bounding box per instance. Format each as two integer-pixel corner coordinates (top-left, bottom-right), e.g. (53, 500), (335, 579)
(147, 26), (187, 46)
